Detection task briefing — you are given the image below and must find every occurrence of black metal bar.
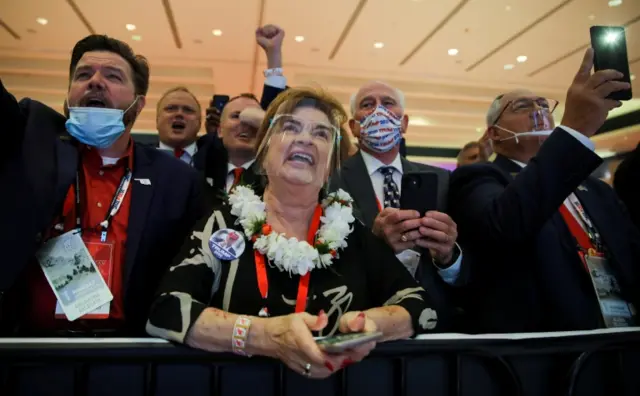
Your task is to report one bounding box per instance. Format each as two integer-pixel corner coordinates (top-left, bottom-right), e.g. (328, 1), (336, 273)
(209, 364), (220, 396)
(73, 363), (89, 396)
(335, 368), (346, 396)
(143, 362), (157, 396)
(393, 357), (406, 396)
(274, 363), (284, 396)
(467, 351), (523, 396)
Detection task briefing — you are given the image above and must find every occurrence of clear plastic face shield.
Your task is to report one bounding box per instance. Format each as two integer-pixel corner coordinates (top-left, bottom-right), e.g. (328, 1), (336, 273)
(493, 97), (558, 145)
(255, 102), (341, 189)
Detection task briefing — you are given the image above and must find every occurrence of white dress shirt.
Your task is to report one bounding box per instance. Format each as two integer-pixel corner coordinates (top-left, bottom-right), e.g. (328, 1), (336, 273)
(159, 141), (197, 166)
(225, 160), (256, 192)
(359, 151), (463, 284)
(509, 125), (596, 232)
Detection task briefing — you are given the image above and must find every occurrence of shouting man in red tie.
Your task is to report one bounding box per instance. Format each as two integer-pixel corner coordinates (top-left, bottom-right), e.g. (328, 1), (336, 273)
(156, 87), (202, 166)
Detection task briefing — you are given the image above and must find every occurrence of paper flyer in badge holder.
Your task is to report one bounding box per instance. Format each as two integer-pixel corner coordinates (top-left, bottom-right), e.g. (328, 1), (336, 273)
(254, 111), (340, 189)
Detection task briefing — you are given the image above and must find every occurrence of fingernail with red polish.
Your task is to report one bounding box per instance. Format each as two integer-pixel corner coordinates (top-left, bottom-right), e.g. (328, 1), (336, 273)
(357, 312), (365, 319)
(341, 359), (354, 369)
(318, 309), (325, 316)
(325, 361), (334, 371)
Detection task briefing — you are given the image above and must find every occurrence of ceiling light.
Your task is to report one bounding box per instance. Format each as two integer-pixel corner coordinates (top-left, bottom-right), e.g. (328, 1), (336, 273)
(505, 5), (511, 11)
(408, 117), (430, 126)
(126, 24), (136, 31)
(374, 42), (384, 49)
(36, 18), (48, 25)
(294, 35), (305, 42)
(608, 0), (622, 7)
(504, 64), (515, 70)
(212, 29), (222, 36)
(131, 35), (142, 41)
(631, 74), (636, 81)
(448, 48), (459, 56)
(516, 55), (527, 63)
(588, 15), (596, 20)
(476, 127), (483, 133)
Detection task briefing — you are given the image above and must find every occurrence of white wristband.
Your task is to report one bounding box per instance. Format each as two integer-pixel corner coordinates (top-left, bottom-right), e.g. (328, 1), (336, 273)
(263, 67), (283, 78)
(232, 315), (252, 357)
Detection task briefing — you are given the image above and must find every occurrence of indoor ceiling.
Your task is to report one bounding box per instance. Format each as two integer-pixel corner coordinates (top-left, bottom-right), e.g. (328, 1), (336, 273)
(0, 0), (638, 158)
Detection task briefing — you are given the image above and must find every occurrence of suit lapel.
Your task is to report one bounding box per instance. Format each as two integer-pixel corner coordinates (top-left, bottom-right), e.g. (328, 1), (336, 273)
(492, 154), (523, 177)
(342, 153), (379, 228)
(123, 145), (155, 291)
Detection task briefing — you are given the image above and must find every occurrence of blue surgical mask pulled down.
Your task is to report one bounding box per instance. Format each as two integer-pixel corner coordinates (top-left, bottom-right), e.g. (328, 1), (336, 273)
(65, 97), (139, 149)
(359, 105), (403, 153)
(496, 109), (554, 144)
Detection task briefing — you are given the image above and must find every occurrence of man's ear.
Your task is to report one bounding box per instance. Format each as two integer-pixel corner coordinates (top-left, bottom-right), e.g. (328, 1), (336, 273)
(401, 114), (409, 135)
(487, 126), (501, 142)
(348, 119), (360, 138)
(135, 96), (146, 116)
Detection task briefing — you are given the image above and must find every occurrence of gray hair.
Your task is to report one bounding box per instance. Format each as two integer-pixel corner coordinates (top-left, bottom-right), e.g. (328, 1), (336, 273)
(485, 94), (505, 126)
(350, 81), (406, 117)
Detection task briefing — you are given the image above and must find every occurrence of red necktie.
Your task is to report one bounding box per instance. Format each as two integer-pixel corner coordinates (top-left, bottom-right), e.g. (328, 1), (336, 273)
(174, 148), (185, 158)
(230, 168), (244, 190)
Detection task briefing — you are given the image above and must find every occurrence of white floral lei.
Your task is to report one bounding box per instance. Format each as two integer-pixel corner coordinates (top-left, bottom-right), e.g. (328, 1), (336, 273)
(228, 185), (355, 276)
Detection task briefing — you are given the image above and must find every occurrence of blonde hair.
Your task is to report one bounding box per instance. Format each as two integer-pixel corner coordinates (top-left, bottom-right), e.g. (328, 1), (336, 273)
(255, 87), (351, 176)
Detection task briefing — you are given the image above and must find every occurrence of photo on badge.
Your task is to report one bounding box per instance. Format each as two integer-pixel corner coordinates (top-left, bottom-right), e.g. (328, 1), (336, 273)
(35, 230), (113, 321)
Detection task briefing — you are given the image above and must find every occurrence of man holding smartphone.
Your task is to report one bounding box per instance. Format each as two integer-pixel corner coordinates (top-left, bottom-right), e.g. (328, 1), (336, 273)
(330, 81), (464, 331)
(449, 48), (640, 333)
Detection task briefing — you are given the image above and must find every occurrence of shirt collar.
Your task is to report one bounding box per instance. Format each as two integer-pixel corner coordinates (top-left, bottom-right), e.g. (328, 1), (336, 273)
(82, 139), (134, 169)
(360, 150), (403, 176)
(227, 159), (256, 174)
(159, 141), (197, 157)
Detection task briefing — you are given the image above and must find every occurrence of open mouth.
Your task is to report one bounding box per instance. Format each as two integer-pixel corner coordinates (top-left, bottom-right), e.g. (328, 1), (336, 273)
(287, 150), (315, 166)
(84, 98), (107, 108)
(171, 120), (186, 131)
(236, 129), (256, 140)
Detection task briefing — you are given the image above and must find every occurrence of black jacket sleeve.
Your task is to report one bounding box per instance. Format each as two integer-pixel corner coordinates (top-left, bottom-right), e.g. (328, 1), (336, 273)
(614, 143), (640, 231)
(260, 84), (287, 110)
(1, 78), (26, 166)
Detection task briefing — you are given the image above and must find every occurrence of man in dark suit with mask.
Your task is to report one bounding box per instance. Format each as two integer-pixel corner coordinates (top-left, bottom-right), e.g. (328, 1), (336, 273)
(330, 81), (465, 331)
(449, 49), (640, 333)
(0, 35), (203, 336)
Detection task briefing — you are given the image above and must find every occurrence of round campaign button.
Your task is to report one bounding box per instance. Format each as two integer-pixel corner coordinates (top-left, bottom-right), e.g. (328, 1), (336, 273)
(209, 228), (246, 261)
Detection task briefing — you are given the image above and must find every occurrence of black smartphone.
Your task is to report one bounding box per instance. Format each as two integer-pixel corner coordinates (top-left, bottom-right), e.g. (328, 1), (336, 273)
(590, 26), (632, 101)
(212, 94), (230, 112)
(400, 171), (439, 216)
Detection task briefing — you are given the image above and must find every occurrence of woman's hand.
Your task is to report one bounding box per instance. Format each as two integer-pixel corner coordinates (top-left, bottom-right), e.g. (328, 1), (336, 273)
(263, 310), (343, 379)
(336, 311), (378, 368)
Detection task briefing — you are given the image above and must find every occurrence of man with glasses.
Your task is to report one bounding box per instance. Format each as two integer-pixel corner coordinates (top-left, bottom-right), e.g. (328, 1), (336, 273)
(448, 49), (640, 333)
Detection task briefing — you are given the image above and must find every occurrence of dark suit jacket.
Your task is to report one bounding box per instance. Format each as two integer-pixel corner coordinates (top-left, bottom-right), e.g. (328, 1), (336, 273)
(448, 129), (640, 333)
(329, 151), (461, 331)
(192, 83), (287, 173)
(614, 142), (640, 231)
(0, 78), (204, 335)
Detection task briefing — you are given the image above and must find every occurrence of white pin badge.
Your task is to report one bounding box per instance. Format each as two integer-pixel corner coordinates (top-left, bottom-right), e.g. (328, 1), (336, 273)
(209, 229), (246, 261)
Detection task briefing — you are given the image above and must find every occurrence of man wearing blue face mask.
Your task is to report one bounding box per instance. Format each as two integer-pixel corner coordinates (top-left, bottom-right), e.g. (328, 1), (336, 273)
(449, 48), (640, 333)
(330, 81), (466, 332)
(0, 35), (204, 336)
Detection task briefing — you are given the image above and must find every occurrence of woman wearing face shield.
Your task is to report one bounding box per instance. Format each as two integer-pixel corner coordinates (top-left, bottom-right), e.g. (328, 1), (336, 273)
(146, 88), (437, 379)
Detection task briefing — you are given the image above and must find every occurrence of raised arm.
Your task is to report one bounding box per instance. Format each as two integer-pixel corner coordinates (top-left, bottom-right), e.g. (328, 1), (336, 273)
(1, 78), (26, 162)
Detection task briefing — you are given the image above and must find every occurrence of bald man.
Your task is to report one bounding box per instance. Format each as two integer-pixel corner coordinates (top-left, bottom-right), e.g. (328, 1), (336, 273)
(448, 49), (640, 333)
(330, 81), (466, 332)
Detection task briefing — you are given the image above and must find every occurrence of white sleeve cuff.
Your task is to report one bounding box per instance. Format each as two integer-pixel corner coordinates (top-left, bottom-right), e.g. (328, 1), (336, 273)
(436, 243), (463, 285)
(265, 75), (287, 89)
(558, 125), (595, 152)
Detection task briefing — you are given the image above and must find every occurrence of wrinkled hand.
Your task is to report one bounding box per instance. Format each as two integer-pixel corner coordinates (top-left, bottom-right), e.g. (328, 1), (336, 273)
(561, 48), (630, 137)
(205, 101), (221, 135)
(335, 311), (378, 368)
(415, 211), (458, 266)
(264, 311), (343, 379)
(372, 208), (422, 253)
(256, 24), (285, 53)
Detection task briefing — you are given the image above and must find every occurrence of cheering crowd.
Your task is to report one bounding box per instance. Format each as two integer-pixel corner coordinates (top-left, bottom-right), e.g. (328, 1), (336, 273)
(2, 24), (640, 379)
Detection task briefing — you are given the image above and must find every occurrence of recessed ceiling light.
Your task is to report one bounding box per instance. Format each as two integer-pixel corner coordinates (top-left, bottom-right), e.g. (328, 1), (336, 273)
(505, 5), (511, 11)
(476, 127), (483, 133)
(588, 15), (596, 20)
(131, 35), (142, 41)
(516, 55), (527, 63)
(631, 74), (636, 81)
(408, 117), (430, 126)
(126, 24), (136, 31)
(608, 0), (622, 7)
(294, 35), (305, 42)
(212, 29), (222, 36)
(504, 64), (515, 70)
(448, 48), (459, 56)
(374, 42), (384, 49)
(36, 18), (48, 25)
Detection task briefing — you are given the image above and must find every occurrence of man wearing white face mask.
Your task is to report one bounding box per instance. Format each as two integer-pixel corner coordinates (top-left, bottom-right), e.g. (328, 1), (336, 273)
(0, 35), (204, 336)
(330, 81), (465, 331)
(449, 48), (640, 333)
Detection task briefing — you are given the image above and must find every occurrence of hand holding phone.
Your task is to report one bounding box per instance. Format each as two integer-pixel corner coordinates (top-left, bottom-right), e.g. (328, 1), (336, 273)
(316, 332), (383, 353)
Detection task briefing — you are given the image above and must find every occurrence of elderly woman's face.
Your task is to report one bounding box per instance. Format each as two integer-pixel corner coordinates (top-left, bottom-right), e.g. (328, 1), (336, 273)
(262, 106), (335, 187)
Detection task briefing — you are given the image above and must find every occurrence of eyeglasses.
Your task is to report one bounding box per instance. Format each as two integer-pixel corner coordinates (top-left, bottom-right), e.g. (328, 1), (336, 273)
(493, 97), (559, 126)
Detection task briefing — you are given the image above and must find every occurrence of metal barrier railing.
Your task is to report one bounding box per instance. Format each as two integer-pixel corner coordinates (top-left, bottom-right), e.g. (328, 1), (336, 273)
(2, 328), (640, 396)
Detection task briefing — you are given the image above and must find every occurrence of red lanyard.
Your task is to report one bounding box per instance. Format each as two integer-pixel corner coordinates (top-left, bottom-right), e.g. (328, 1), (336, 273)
(254, 205), (323, 314)
(376, 198), (382, 212)
(559, 203), (596, 270)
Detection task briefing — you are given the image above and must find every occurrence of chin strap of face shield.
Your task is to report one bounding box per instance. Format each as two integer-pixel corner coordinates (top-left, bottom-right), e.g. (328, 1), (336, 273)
(495, 109), (553, 144)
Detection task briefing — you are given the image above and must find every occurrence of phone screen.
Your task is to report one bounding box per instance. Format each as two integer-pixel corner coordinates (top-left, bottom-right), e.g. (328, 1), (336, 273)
(590, 26), (632, 101)
(212, 95), (230, 112)
(400, 171), (439, 216)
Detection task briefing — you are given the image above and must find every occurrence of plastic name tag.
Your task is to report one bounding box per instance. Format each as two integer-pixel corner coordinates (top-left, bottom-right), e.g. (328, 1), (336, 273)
(584, 254), (636, 328)
(35, 230), (113, 322)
